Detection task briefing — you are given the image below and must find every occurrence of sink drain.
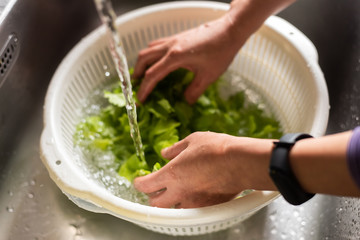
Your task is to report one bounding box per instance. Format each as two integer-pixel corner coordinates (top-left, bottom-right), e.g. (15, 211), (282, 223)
(0, 34), (19, 88)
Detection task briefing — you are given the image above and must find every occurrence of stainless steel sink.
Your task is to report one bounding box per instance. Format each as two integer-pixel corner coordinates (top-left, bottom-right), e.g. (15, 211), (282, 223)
(0, 0), (359, 239)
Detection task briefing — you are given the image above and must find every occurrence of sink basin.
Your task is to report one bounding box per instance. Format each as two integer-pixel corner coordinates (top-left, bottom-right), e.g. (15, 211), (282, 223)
(0, 0), (359, 239)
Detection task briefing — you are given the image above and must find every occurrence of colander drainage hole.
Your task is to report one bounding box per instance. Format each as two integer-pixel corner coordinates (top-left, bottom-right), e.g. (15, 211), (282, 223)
(56, 160), (62, 165)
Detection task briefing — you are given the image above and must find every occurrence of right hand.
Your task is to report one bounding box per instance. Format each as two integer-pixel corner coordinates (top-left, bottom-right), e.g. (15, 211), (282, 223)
(133, 15), (243, 104)
(133, 0), (297, 104)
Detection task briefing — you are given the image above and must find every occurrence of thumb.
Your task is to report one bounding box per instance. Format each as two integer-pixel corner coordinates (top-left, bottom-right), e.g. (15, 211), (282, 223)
(133, 171), (165, 194)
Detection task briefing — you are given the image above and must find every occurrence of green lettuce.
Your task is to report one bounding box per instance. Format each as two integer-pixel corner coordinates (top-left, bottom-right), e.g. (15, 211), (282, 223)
(74, 69), (282, 181)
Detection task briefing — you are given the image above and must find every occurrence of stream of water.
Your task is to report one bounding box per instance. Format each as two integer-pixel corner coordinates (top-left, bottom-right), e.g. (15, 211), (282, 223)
(93, 0), (145, 164)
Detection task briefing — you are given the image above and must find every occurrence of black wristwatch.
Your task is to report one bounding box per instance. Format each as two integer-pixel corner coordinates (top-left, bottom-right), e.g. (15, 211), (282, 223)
(269, 133), (315, 205)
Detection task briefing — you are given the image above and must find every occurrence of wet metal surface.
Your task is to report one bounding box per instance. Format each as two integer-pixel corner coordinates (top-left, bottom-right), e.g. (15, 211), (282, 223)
(0, 0), (360, 239)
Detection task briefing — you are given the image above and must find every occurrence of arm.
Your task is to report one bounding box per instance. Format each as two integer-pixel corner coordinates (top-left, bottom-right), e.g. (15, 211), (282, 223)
(134, 131), (360, 208)
(133, 0), (295, 104)
(289, 131), (359, 196)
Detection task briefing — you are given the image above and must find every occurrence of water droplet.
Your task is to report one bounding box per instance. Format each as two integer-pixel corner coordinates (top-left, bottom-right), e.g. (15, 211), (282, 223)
(293, 210), (299, 217)
(6, 206), (14, 212)
(289, 230), (296, 237)
(69, 223), (83, 237)
(105, 71), (110, 77)
(27, 192), (34, 199)
(269, 213), (276, 221)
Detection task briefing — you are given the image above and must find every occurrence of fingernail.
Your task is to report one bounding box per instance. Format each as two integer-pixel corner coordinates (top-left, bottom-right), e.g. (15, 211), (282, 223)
(148, 188), (167, 197)
(161, 147), (169, 155)
(185, 95), (196, 105)
(184, 91), (196, 105)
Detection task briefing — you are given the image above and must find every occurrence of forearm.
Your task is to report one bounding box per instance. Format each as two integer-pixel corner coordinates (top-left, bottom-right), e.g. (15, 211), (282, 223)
(224, 0), (296, 49)
(227, 131), (360, 197)
(290, 131), (360, 197)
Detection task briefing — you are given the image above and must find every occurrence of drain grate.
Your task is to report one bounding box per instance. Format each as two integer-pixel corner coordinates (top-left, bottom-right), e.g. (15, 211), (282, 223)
(0, 34), (19, 88)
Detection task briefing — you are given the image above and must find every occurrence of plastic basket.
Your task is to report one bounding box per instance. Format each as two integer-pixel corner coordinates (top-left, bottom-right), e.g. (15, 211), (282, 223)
(40, 1), (329, 236)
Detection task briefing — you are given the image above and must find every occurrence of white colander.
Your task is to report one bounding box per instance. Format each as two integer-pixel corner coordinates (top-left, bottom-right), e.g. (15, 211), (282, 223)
(40, 1), (329, 236)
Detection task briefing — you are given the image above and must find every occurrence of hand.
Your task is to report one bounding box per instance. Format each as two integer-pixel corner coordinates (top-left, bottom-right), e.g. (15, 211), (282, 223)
(133, 16), (243, 104)
(134, 132), (275, 208)
(133, 0), (296, 105)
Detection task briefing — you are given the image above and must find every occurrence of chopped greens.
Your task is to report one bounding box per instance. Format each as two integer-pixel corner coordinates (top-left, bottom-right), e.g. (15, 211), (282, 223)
(74, 69), (282, 182)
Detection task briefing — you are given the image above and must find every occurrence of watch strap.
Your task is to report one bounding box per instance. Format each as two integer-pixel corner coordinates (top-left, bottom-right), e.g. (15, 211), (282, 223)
(270, 133), (315, 205)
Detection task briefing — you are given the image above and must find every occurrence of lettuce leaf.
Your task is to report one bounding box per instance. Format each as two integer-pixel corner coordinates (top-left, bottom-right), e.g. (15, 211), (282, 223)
(74, 68), (282, 182)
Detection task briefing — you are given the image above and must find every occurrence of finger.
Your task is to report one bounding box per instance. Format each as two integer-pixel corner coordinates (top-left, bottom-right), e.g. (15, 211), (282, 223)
(149, 188), (181, 208)
(161, 138), (189, 160)
(184, 74), (214, 104)
(137, 55), (181, 102)
(147, 188), (167, 198)
(133, 45), (167, 79)
(147, 37), (170, 47)
(133, 171), (167, 194)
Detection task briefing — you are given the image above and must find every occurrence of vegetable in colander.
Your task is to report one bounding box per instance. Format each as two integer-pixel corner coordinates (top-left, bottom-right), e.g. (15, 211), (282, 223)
(74, 68), (282, 181)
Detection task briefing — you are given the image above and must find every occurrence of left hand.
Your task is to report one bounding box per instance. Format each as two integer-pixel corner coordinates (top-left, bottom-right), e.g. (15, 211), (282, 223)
(134, 131), (274, 208)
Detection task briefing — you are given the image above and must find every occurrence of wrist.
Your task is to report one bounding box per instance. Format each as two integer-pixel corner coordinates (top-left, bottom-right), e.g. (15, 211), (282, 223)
(224, 0), (296, 49)
(226, 136), (277, 191)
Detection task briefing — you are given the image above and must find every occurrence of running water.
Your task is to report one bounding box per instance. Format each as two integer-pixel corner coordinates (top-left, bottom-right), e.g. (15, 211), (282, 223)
(93, 0), (145, 164)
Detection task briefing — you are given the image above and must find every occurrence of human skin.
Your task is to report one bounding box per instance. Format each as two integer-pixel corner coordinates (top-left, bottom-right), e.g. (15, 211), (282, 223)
(133, 0), (360, 208)
(133, 0), (296, 104)
(134, 131), (360, 208)
(134, 132), (278, 208)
